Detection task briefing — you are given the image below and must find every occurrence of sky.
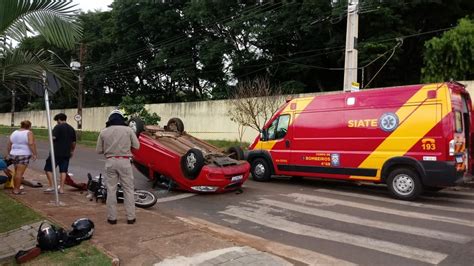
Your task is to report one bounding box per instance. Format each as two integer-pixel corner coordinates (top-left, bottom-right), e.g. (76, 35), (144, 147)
(73, 0), (113, 12)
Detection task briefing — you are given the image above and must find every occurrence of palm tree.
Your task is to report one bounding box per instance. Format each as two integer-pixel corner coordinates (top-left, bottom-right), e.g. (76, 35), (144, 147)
(0, 0), (82, 122)
(1, 0), (82, 49)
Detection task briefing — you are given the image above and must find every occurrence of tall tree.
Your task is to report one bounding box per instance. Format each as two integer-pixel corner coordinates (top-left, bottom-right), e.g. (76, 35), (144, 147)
(0, 0), (82, 113)
(422, 17), (474, 82)
(0, 0), (81, 49)
(3, 0), (474, 112)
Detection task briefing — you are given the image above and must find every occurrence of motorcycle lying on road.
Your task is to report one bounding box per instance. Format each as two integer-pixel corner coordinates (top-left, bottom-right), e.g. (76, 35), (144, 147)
(86, 173), (157, 208)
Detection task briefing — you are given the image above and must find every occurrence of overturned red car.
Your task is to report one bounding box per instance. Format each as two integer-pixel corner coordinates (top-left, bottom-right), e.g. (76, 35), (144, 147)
(129, 118), (250, 193)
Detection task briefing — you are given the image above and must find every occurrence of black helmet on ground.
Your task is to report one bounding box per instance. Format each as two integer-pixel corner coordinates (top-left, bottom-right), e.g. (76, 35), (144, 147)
(69, 218), (94, 241)
(37, 223), (59, 250)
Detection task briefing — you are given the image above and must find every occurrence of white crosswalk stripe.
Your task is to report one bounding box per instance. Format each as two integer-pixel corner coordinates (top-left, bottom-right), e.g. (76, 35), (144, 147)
(217, 187), (474, 265)
(220, 205), (448, 264)
(420, 195), (474, 204)
(155, 193), (196, 203)
(287, 193), (474, 227)
(254, 199), (471, 243)
(315, 188), (474, 214)
(436, 190), (474, 197)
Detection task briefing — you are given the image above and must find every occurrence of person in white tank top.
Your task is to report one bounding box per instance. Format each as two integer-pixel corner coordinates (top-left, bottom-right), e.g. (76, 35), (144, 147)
(7, 120), (37, 195)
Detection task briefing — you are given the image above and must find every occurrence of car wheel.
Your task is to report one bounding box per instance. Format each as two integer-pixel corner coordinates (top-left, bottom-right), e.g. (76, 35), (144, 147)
(227, 146), (244, 160)
(387, 168), (422, 200)
(251, 158), (271, 182)
(167, 118), (184, 133)
(128, 117), (145, 136)
(181, 148), (205, 180)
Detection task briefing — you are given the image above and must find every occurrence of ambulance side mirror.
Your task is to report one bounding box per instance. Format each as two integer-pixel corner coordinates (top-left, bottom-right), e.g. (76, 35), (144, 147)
(260, 129), (267, 141)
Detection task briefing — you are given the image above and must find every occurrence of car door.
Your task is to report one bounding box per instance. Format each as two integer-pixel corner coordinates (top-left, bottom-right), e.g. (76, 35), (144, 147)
(262, 113), (292, 174)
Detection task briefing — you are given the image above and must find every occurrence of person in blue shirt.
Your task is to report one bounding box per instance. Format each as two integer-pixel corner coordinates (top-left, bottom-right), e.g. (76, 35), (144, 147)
(0, 156), (9, 185)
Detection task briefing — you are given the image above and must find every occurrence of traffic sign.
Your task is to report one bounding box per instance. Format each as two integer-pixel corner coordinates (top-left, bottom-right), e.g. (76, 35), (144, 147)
(74, 114), (82, 122)
(351, 82), (360, 92)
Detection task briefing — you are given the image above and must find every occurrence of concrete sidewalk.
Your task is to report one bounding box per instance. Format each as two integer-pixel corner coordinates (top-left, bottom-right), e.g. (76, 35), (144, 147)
(0, 169), (292, 265)
(0, 221), (43, 261)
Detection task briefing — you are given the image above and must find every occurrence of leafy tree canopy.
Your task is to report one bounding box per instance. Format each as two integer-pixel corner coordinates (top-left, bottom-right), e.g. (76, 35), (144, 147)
(2, 0), (474, 112)
(119, 95), (161, 125)
(0, 0), (82, 112)
(422, 17), (474, 82)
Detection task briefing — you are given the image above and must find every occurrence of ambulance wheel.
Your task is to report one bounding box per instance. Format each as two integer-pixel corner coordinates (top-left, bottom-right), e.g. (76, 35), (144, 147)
(167, 118), (184, 133)
(251, 158), (271, 182)
(387, 168), (422, 201)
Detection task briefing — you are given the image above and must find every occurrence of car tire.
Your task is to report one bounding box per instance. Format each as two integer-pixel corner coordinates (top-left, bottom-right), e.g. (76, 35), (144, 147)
(181, 148), (205, 180)
(251, 158), (271, 182)
(128, 117), (145, 136)
(227, 146), (244, 160)
(387, 168), (422, 200)
(167, 118), (184, 133)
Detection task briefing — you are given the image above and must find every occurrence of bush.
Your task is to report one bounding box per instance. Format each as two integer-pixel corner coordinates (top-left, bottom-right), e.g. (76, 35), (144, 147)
(119, 96), (161, 125)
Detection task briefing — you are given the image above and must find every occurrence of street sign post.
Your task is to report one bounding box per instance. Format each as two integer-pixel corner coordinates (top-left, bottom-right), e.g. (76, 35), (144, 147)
(41, 71), (61, 206)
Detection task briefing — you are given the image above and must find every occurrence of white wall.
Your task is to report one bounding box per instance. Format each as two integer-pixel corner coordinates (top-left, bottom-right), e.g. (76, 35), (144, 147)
(1, 81), (472, 143)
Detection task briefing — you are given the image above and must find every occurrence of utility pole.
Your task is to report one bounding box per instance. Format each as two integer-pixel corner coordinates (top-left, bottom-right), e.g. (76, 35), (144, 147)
(343, 0), (359, 92)
(78, 42), (85, 131)
(72, 42), (85, 140)
(10, 89), (15, 127)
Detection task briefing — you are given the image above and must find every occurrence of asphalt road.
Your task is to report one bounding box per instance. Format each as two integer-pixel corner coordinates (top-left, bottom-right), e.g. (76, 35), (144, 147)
(4, 136), (474, 266)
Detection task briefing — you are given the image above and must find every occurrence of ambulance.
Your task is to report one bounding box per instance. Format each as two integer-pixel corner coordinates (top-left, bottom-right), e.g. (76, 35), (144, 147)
(247, 82), (472, 200)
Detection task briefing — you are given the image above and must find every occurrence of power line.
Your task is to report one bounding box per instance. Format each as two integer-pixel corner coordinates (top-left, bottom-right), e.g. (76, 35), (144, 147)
(87, 2), (285, 72)
(90, 41), (347, 83)
(87, 0), (353, 74)
(90, 46), (347, 85)
(92, 24), (453, 85)
(281, 39), (401, 70)
(88, 5), (349, 79)
(87, 0), (409, 78)
(363, 39), (403, 89)
(90, 47), (347, 89)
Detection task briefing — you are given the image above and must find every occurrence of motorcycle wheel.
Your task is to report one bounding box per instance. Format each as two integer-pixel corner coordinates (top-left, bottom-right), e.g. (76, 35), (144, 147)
(134, 190), (157, 208)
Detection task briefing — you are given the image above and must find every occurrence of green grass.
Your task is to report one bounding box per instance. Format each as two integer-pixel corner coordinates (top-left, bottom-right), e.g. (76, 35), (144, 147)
(0, 192), (111, 265)
(0, 126), (15, 136)
(26, 243), (111, 266)
(0, 126), (99, 148)
(0, 192), (43, 233)
(205, 139), (250, 150)
(0, 242), (111, 266)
